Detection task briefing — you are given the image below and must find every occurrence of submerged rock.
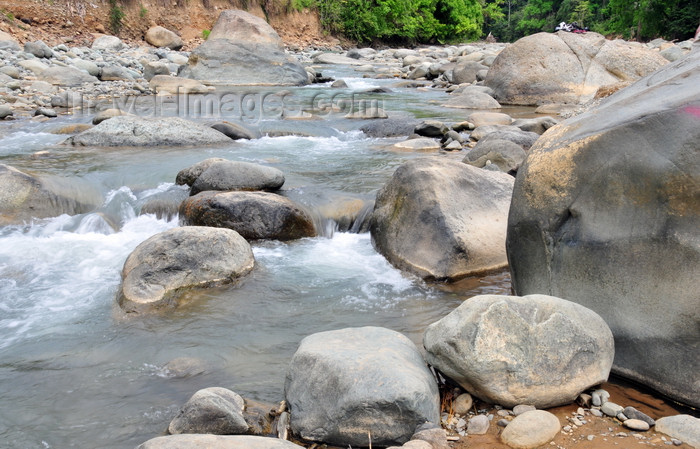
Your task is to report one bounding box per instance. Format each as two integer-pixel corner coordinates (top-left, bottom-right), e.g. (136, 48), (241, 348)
(285, 327), (440, 447)
(118, 226), (254, 313)
(423, 294), (614, 408)
(370, 159), (513, 281)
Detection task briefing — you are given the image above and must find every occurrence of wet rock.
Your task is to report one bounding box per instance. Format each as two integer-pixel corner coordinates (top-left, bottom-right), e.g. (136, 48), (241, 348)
(66, 116), (231, 147)
(135, 435), (305, 449)
(485, 31), (668, 105)
(424, 294), (614, 408)
(146, 26), (184, 50)
(414, 120), (448, 137)
(162, 357), (207, 378)
(285, 326), (440, 447)
(464, 139), (526, 173)
(168, 387), (248, 435)
(189, 160), (285, 195)
(0, 164), (99, 225)
(655, 415), (700, 449)
(500, 410), (560, 449)
(180, 191), (316, 241)
(176, 158), (227, 186)
(34, 108), (57, 118)
(180, 10), (308, 85)
(506, 47), (700, 408)
(360, 118), (420, 137)
(210, 122), (258, 140)
(118, 226), (254, 313)
(467, 415), (490, 434)
(330, 79), (347, 88)
(370, 159), (513, 280)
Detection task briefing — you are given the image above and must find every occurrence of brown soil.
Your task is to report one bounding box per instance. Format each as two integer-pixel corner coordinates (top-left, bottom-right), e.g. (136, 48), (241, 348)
(0, 0), (337, 50)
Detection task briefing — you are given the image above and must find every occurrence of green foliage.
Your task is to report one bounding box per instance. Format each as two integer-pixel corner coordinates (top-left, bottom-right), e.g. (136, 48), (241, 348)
(202, 29), (211, 39)
(291, 0), (315, 10)
(108, 0), (126, 35)
(139, 4), (148, 18)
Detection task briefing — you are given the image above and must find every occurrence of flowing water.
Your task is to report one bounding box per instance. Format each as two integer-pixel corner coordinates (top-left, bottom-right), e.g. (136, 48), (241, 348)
(0, 69), (528, 448)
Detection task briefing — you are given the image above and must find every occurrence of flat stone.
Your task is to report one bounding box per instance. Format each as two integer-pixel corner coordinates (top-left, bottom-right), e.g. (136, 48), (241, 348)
(624, 419), (651, 431)
(601, 402), (624, 417)
(391, 137), (440, 151)
(623, 406), (656, 426)
(501, 410), (561, 449)
(467, 415), (490, 435)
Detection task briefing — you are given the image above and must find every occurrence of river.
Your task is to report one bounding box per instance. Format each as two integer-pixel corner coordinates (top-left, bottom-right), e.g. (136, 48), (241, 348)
(0, 67), (532, 448)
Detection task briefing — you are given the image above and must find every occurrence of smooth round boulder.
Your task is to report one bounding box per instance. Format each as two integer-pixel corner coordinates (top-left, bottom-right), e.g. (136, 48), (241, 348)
(485, 31), (668, 105)
(168, 387), (248, 435)
(145, 26), (184, 50)
(370, 159), (514, 281)
(38, 66), (98, 87)
(500, 410), (561, 449)
(423, 294), (614, 408)
(655, 415), (700, 448)
(442, 91), (501, 109)
(91, 35), (125, 51)
(118, 226), (254, 313)
(180, 191), (316, 241)
(135, 435), (305, 449)
(176, 158), (227, 186)
(451, 61), (489, 84)
(506, 44), (700, 408)
(284, 327), (440, 447)
(65, 116), (232, 147)
(190, 161), (285, 195)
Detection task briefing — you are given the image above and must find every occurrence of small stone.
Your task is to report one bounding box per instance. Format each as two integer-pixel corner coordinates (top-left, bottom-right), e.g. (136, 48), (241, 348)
(617, 412), (629, 421)
(623, 406), (656, 426)
(513, 404), (537, 416)
(577, 394), (592, 407)
(467, 414), (490, 435)
(571, 418), (584, 426)
(591, 389), (610, 406)
(601, 401), (623, 417)
(590, 408), (603, 417)
(501, 410), (561, 449)
(624, 419), (651, 431)
(34, 107), (57, 118)
(563, 425), (572, 432)
(497, 419), (510, 427)
(616, 432), (628, 437)
(672, 439), (682, 446)
(497, 410), (511, 417)
(576, 407), (586, 416)
(443, 140), (463, 151)
(452, 393), (474, 415)
(456, 417), (467, 431)
(587, 435), (595, 441)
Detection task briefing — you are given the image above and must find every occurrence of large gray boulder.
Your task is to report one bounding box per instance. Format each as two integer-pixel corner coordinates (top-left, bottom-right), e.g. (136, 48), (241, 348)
(24, 40), (54, 58)
(168, 387), (248, 435)
(179, 10), (308, 86)
(176, 158), (227, 186)
(135, 435), (304, 449)
(506, 46), (700, 407)
(285, 327), (440, 447)
(370, 159), (514, 281)
(442, 91), (501, 109)
(655, 415), (700, 448)
(38, 66), (98, 86)
(423, 294), (614, 408)
(485, 31), (668, 105)
(189, 161), (284, 195)
(145, 26), (183, 50)
(464, 139), (526, 173)
(65, 116), (231, 147)
(0, 164), (99, 225)
(118, 226), (254, 313)
(451, 60), (489, 84)
(180, 191), (316, 241)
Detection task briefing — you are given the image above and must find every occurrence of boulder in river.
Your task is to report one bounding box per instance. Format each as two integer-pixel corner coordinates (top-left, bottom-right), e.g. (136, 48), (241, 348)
(423, 294), (614, 408)
(370, 158), (513, 281)
(0, 164), (99, 226)
(485, 31), (668, 105)
(189, 160), (285, 195)
(168, 387), (248, 435)
(118, 226), (254, 313)
(464, 139), (526, 174)
(180, 191), (316, 241)
(65, 116), (232, 147)
(506, 46), (700, 407)
(38, 66), (98, 87)
(135, 435), (304, 449)
(442, 91), (501, 109)
(179, 10), (308, 86)
(285, 327), (440, 447)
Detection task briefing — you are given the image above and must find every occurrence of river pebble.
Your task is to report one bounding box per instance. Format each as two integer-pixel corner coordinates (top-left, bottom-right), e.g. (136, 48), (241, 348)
(624, 419), (651, 431)
(601, 401), (623, 417)
(467, 414), (490, 434)
(453, 393), (473, 415)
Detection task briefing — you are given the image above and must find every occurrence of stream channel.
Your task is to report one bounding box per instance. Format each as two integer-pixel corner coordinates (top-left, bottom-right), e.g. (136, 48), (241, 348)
(0, 65), (538, 448)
